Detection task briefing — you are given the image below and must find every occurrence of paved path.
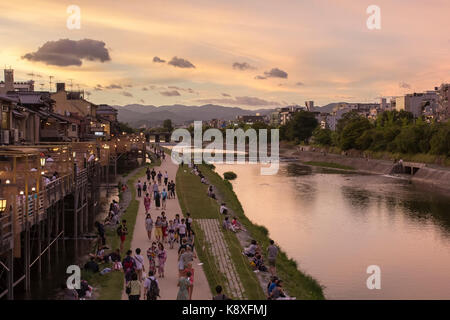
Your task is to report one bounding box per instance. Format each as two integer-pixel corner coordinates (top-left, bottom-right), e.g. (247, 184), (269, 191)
(121, 155), (211, 300)
(197, 219), (245, 299)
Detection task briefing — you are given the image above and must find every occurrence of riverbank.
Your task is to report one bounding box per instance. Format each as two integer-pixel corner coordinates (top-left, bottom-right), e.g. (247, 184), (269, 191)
(80, 154), (160, 300)
(281, 144), (450, 193)
(177, 163), (325, 300)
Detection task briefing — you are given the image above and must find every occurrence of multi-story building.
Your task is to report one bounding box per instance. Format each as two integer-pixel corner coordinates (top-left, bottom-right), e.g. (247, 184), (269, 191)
(396, 91), (438, 118)
(0, 69), (34, 94)
(435, 83), (450, 120)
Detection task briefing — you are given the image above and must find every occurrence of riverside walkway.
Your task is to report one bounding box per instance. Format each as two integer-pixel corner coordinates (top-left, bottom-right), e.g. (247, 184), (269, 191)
(121, 153), (211, 300)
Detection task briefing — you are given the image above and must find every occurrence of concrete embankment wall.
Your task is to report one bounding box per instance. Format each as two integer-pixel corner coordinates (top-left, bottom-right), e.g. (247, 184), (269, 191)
(411, 167), (450, 191)
(294, 150), (394, 175)
(290, 148), (450, 192)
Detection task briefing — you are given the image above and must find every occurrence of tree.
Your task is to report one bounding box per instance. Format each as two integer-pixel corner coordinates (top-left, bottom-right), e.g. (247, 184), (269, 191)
(336, 113), (372, 150)
(163, 119), (173, 132)
(117, 121), (135, 134)
(281, 111), (318, 143)
(312, 127), (332, 145)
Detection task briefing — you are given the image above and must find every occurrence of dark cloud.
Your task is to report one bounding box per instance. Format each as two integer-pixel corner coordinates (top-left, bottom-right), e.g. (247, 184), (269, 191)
(168, 86), (197, 94)
(142, 87), (149, 91)
(22, 38), (111, 67)
(160, 90), (181, 96)
(296, 82), (304, 86)
(232, 62), (255, 71)
(153, 56), (166, 63)
(124, 84), (133, 88)
(196, 96), (281, 107)
(140, 99), (145, 103)
(122, 91), (133, 97)
(106, 84), (122, 89)
(26, 72), (42, 78)
(94, 84), (103, 91)
(399, 82), (411, 89)
(254, 75), (267, 80)
(263, 68), (288, 79)
(222, 93), (231, 97)
(168, 56), (195, 68)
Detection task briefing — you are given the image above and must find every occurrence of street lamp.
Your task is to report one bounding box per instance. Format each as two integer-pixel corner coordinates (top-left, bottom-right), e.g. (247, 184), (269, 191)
(73, 151), (76, 158)
(40, 156), (46, 167)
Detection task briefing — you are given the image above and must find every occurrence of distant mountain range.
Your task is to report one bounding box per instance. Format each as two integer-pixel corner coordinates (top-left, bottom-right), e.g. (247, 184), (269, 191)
(115, 104), (276, 127)
(115, 102), (348, 127)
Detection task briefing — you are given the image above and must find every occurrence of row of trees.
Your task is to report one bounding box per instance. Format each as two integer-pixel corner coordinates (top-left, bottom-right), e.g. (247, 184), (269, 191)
(280, 110), (450, 157)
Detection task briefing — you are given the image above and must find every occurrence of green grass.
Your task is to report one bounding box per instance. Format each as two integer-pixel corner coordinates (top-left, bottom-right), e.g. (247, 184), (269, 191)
(176, 166), (266, 300)
(82, 153), (160, 300)
(304, 161), (355, 171)
(193, 164), (325, 300)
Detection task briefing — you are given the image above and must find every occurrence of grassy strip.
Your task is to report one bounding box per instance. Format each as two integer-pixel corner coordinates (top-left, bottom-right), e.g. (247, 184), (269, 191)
(81, 153), (160, 300)
(176, 166), (266, 300)
(304, 161), (355, 171)
(197, 164), (325, 300)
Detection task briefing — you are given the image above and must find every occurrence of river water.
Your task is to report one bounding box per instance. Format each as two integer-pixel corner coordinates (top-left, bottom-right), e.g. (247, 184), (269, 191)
(215, 162), (450, 299)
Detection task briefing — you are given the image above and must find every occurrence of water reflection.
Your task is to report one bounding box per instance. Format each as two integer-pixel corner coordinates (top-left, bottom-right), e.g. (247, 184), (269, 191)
(215, 162), (450, 299)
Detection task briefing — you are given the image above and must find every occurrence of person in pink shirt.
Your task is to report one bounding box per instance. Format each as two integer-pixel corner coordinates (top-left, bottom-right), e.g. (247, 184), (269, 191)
(144, 193), (152, 214)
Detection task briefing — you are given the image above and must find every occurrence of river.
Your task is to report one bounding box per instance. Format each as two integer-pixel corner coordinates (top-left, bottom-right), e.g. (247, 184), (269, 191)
(215, 162), (450, 299)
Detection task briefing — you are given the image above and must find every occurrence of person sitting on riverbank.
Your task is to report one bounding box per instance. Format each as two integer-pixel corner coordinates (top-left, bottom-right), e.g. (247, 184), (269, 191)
(251, 254), (267, 272)
(222, 217), (236, 232)
(84, 257), (99, 273)
(219, 203), (228, 215)
(89, 245), (108, 263)
(231, 217), (245, 231)
(243, 240), (258, 257)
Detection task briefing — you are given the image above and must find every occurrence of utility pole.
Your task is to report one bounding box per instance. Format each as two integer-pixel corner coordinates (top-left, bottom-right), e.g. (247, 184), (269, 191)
(49, 76), (54, 92)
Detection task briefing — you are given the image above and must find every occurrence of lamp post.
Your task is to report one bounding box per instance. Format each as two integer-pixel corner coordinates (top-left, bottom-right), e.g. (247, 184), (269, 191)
(40, 156), (46, 168)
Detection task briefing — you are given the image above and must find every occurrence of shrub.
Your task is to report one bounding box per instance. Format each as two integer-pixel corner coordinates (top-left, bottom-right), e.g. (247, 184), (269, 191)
(223, 171), (237, 180)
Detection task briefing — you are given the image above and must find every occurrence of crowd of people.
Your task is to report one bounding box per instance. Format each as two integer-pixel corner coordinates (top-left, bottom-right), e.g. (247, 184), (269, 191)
(77, 146), (288, 301)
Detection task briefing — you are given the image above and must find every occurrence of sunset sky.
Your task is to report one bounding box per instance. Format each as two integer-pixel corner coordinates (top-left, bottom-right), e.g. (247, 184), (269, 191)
(0, 0), (449, 108)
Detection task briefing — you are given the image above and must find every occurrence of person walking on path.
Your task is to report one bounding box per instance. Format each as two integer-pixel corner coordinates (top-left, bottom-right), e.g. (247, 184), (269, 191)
(144, 193), (151, 214)
(143, 270), (160, 300)
(157, 171), (163, 185)
(147, 242), (158, 275)
(183, 262), (195, 300)
(161, 188), (167, 210)
(161, 216), (168, 243)
(122, 250), (136, 285)
(154, 190), (161, 210)
(134, 248), (145, 282)
(152, 181), (159, 198)
(143, 181), (147, 194)
(154, 217), (163, 242)
(145, 214), (153, 240)
(157, 242), (167, 278)
(126, 272), (141, 300)
(267, 239), (279, 276)
(168, 180), (176, 199)
(151, 168), (156, 182)
(137, 180), (142, 197)
(146, 167), (151, 181)
(117, 220), (128, 252)
(177, 272), (192, 300)
(164, 171), (169, 186)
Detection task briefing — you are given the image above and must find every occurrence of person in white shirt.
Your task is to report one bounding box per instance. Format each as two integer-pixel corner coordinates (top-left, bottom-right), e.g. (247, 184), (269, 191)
(134, 248), (145, 281)
(177, 219), (187, 242)
(220, 203), (228, 215)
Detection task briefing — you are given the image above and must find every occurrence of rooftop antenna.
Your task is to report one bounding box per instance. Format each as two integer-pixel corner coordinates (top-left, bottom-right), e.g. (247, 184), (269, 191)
(49, 75), (54, 92)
